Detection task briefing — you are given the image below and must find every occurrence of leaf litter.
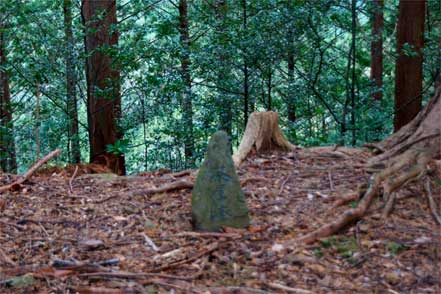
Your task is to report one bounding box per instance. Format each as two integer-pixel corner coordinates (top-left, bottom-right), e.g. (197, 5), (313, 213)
(0, 148), (440, 293)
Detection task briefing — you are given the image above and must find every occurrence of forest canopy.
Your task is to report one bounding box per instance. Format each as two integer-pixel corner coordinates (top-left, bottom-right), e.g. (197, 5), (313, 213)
(0, 0), (440, 174)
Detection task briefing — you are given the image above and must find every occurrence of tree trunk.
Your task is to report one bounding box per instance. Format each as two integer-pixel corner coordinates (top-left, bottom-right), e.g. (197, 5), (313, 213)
(394, 0), (426, 131)
(242, 0), (249, 130)
(82, 0), (125, 175)
(370, 0), (383, 102)
(216, 0), (232, 136)
(64, 0), (81, 164)
(296, 86), (441, 245)
(267, 70), (272, 111)
(350, 0), (357, 146)
(287, 38), (296, 123)
(34, 85), (41, 161)
(0, 23), (17, 173)
(178, 0), (194, 167)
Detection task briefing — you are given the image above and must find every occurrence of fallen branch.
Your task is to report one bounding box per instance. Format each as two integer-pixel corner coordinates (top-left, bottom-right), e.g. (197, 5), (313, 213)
(0, 149), (62, 194)
(265, 282), (313, 294)
(141, 233), (159, 251)
(0, 220), (25, 230)
(177, 232), (241, 238)
(68, 165), (79, 194)
(331, 193), (359, 209)
(150, 242), (219, 273)
(278, 174), (293, 195)
(171, 169), (194, 178)
(0, 247), (17, 266)
(79, 271), (194, 281)
(130, 179), (194, 197)
(208, 286), (267, 294)
(241, 176), (268, 186)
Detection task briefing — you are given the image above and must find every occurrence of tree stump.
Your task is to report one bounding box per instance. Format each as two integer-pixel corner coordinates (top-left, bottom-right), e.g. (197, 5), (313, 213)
(233, 111), (295, 166)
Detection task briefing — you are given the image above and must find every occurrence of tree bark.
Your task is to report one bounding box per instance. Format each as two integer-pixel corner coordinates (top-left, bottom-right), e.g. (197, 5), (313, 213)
(233, 112), (295, 166)
(242, 0), (249, 130)
(296, 86), (440, 245)
(178, 0), (194, 167)
(370, 0), (383, 102)
(215, 0), (232, 136)
(0, 22), (17, 173)
(82, 0), (125, 175)
(64, 0), (81, 164)
(350, 0), (357, 146)
(287, 39), (296, 123)
(394, 0), (426, 132)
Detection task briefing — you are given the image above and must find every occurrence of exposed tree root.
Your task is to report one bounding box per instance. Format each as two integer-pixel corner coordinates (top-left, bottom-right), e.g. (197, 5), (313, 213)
(233, 111), (295, 166)
(424, 177), (441, 225)
(0, 149), (62, 194)
(293, 87), (441, 244)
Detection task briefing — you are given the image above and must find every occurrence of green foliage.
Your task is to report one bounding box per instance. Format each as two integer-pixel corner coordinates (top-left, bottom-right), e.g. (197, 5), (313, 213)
(106, 139), (130, 155)
(349, 201), (359, 208)
(385, 241), (407, 256)
(0, 0), (439, 173)
(320, 236), (359, 260)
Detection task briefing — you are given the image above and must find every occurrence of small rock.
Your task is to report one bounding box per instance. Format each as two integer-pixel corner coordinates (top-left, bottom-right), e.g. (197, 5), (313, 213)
(271, 243), (284, 252)
(79, 239), (104, 250)
(5, 275), (36, 288)
(358, 223), (370, 232)
(384, 271), (400, 285)
(143, 218), (156, 229)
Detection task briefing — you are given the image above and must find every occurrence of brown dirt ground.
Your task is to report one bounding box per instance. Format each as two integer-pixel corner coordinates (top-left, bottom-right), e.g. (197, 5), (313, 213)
(0, 148), (440, 294)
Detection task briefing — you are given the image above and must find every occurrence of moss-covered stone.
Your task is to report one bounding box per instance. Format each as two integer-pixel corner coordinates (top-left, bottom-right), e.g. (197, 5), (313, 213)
(192, 131), (250, 231)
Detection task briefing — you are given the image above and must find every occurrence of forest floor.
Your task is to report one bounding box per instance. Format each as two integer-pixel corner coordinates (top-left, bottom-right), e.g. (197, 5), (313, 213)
(0, 147), (440, 294)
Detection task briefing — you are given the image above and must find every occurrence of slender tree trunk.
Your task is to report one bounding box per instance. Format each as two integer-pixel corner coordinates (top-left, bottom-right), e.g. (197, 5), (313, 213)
(82, 0), (125, 175)
(178, 0), (194, 167)
(64, 0), (81, 164)
(287, 28), (296, 123)
(350, 0), (357, 146)
(34, 85), (41, 161)
(267, 70), (272, 111)
(216, 0), (232, 136)
(394, 0), (426, 131)
(370, 0), (383, 101)
(242, 0), (249, 129)
(0, 23), (17, 173)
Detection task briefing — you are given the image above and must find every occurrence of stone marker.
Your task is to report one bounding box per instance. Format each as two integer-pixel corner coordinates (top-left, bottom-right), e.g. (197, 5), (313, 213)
(192, 131), (250, 231)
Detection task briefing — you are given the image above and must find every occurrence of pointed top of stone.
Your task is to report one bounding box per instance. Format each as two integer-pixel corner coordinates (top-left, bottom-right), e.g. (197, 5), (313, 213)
(191, 131), (250, 232)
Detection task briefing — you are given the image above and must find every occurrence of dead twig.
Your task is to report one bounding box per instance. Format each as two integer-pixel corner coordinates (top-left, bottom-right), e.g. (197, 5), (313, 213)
(0, 247), (17, 266)
(150, 242), (219, 272)
(130, 179), (194, 197)
(331, 193), (359, 209)
(278, 174), (292, 195)
(68, 165), (79, 194)
(80, 271), (194, 281)
(0, 149), (62, 194)
(265, 282), (313, 294)
(141, 233), (159, 251)
(171, 169), (194, 178)
(328, 171), (334, 191)
(177, 232), (241, 238)
(0, 219), (25, 230)
(241, 176), (268, 186)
